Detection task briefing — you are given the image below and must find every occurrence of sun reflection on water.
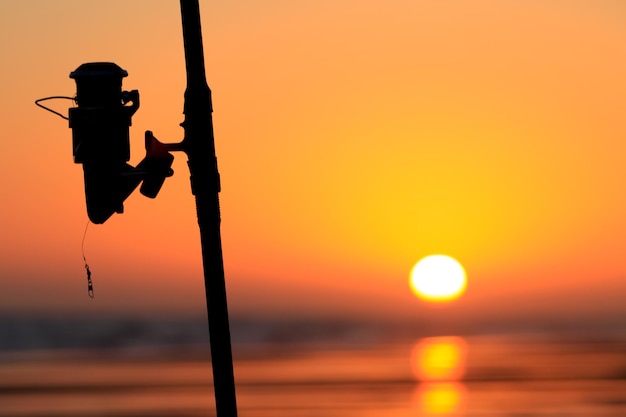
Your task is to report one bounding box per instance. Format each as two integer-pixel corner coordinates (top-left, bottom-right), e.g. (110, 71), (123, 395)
(415, 382), (466, 416)
(411, 336), (468, 416)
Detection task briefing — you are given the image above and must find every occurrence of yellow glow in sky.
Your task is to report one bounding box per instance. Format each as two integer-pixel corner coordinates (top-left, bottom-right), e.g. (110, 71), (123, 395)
(1, 0), (626, 323)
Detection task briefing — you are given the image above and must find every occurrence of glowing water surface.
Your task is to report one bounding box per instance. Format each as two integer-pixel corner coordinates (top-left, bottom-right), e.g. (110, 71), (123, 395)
(1, 335), (626, 416)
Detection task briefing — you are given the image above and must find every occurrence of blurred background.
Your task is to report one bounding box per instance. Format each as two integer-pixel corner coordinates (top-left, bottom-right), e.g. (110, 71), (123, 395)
(1, 1), (626, 415)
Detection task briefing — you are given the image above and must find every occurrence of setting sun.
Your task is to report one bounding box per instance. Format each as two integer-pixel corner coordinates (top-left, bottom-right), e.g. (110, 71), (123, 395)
(410, 255), (467, 302)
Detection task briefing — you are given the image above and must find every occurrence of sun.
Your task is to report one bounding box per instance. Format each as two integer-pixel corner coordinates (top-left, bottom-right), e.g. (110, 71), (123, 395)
(409, 255), (467, 302)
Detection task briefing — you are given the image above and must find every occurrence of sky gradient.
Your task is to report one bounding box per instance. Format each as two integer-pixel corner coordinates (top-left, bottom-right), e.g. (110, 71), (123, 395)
(1, 1), (626, 329)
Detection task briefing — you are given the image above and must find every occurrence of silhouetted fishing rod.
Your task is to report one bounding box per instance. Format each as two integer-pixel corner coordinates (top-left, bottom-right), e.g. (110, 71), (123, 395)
(179, 1), (238, 416)
(36, 2), (238, 414)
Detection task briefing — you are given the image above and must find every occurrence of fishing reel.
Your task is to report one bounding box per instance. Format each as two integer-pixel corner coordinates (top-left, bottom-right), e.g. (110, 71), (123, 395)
(38, 62), (175, 224)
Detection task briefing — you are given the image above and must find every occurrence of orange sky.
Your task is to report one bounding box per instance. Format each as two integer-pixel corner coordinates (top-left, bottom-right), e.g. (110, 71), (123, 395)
(1, 1), (626, 327)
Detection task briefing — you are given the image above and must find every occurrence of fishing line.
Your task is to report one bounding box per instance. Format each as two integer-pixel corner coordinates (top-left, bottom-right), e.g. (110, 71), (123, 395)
(81, 220), (94, 298)
(34, 96), (75, 121)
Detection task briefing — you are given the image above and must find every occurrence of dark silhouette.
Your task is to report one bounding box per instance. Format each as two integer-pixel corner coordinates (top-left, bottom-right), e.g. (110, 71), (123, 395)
(178, 1), (238, 416)
(37, 1), (238, 415)
(68, 62), (174, 224)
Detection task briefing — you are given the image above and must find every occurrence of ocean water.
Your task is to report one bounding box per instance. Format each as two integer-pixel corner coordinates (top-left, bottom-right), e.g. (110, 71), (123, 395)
(1, 317), (625, 416)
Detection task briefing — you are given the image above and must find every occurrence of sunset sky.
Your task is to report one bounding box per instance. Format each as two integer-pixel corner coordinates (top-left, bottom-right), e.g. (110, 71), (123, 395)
(1, 0), (626, 329)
